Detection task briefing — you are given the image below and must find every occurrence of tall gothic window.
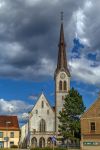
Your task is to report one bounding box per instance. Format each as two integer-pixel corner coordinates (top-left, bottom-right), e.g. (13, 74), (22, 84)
(59, 81), (62, 91)
(40, 119), (46, 132)
(41, 101), (44, 108)
(64, 81), (67, 90)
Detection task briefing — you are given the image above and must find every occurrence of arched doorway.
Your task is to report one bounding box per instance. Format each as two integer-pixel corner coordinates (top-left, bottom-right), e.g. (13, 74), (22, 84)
(47, 137), (52, 147)
(31, 137), (37, 148)
(39, 137), (45, 148)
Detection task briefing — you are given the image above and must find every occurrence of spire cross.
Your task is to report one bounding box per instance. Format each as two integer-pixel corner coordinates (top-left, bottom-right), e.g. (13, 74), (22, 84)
(61, 11), (64, 22)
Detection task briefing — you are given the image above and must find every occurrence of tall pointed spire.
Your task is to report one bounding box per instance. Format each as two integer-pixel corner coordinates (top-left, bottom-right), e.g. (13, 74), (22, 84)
(55, 12), (70, 77)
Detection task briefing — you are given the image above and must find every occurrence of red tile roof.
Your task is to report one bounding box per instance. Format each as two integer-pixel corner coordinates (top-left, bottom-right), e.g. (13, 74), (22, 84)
(0, 115), (20, 131)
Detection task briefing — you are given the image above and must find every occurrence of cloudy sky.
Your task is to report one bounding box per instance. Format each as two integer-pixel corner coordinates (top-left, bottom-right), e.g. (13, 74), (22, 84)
(0, 0), (100, 125)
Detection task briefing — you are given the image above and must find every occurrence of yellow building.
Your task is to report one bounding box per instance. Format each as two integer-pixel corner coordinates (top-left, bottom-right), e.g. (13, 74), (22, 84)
(0, 115), (20, 148)
(81, 96), (100, 150)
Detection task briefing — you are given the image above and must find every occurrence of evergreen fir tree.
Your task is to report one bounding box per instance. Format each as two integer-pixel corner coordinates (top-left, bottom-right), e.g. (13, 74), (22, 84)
(58, 87), (86, 141)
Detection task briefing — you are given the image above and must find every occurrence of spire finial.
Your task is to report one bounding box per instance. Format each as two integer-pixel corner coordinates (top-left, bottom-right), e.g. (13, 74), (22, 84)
(61, 11), (64, 22)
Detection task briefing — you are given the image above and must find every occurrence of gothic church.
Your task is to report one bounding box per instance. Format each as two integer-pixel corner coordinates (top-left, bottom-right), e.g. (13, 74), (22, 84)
(20, 20), (70, 148)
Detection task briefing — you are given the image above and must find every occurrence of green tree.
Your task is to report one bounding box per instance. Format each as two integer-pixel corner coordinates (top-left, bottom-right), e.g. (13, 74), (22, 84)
(58, 87), (86, 141)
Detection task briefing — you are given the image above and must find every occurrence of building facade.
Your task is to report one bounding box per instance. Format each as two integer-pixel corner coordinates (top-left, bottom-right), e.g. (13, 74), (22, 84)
(20, 20), (70, 148)
(81, 96), (100, 150)
(29, 93), (55, 147)
(0, 115), (20, 148)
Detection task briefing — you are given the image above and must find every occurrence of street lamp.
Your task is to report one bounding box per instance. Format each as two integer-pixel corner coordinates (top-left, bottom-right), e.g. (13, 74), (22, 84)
(6, 121), (11, 148)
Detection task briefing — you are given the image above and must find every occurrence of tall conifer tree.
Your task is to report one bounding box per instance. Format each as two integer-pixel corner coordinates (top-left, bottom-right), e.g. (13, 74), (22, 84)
(58, 88), (86, 141)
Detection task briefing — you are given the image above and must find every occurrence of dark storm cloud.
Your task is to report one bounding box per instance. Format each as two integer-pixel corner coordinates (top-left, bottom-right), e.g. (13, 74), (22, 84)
(84, 1), (100, 51)
(0, 0), (99, 82)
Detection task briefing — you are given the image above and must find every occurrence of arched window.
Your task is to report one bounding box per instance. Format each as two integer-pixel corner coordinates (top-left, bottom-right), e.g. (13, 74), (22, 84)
(41, 101), (44, 108)
(36, 110), (38, 114)
(47, 110), (49, 115)
(40, 119), (46, 132)
(64, 81), (67, 90)
(59, 81), (62, 91)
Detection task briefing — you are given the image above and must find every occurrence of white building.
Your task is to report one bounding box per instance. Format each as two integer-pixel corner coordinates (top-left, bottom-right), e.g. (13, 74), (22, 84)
(20, 123), (28, 148)
(20, 20), (70, 148)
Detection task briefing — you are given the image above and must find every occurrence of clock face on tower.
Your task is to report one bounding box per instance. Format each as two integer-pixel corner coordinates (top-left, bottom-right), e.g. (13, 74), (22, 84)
(60, 73), (65, 79)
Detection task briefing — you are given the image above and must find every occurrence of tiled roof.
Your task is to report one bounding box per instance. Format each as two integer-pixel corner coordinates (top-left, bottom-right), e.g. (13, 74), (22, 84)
(0, 115), (20, 130)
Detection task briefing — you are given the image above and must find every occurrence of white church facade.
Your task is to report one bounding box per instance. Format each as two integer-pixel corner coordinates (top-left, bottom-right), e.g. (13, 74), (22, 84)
(20, 20), (70, 148)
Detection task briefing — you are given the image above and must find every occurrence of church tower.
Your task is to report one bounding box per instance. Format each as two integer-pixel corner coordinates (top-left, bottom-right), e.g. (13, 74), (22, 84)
(55, 15), (70, 134)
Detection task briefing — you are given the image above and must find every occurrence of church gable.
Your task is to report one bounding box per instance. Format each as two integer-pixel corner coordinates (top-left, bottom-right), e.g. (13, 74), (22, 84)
(81, 97), (100, 118)
(29, 93), (55, 132)
(30, 93), (54, 117)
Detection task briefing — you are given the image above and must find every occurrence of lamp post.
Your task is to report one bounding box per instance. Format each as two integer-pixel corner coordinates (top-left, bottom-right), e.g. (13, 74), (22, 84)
(6, 121), (11, 148)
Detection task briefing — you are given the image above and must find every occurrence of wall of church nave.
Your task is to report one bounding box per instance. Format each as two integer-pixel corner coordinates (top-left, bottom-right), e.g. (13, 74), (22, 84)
(30, 116), (55, 132)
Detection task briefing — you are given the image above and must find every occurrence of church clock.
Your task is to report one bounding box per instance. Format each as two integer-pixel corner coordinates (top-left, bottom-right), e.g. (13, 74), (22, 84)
(60, 73), (65, 79)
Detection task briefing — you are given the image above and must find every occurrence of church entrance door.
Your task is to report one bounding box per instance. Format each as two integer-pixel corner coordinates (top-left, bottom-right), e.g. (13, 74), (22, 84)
(39, 137), (45, 148)
(31, 137), (37, 147)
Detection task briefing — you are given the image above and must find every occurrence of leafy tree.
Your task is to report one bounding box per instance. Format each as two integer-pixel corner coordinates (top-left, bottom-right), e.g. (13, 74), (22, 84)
(58, 87), (86, 141)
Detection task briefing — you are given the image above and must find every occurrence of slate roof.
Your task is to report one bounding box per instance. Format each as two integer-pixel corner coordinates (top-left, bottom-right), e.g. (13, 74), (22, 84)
(55, 22), (70, 77)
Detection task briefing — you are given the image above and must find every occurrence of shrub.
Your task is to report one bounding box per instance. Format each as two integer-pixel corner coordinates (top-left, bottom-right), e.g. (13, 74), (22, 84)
(0, 149), (11, 150)
(10, 144), (18, 148)
(30, 147), (67, 150)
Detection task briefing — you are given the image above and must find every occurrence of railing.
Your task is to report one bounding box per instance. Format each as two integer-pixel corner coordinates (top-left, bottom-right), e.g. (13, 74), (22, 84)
(58, 143), (80, 149)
